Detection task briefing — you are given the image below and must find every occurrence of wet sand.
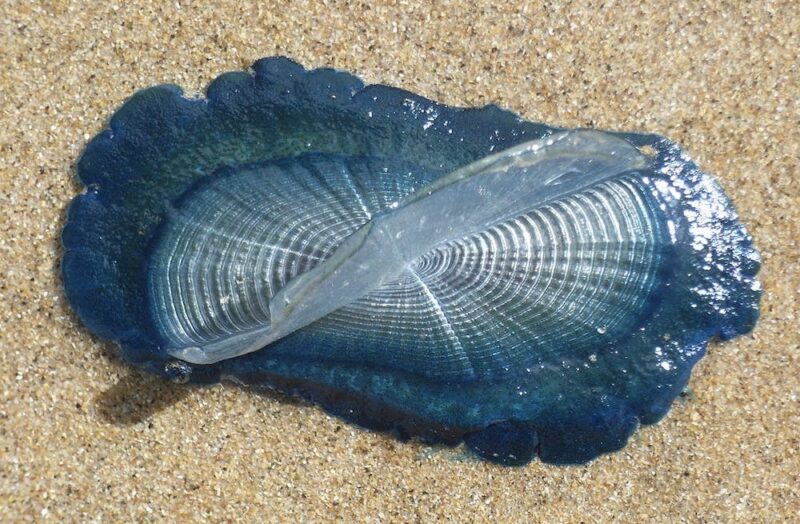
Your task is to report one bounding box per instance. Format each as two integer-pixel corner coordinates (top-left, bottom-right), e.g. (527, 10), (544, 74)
(1, 1), (798, 522)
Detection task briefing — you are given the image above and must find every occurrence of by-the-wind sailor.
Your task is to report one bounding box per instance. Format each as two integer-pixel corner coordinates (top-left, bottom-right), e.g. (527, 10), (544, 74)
(62, 57), (761, 465)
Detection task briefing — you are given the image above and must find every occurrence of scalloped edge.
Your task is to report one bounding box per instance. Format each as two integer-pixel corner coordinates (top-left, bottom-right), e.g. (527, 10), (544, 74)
(61, 56), (762, 465)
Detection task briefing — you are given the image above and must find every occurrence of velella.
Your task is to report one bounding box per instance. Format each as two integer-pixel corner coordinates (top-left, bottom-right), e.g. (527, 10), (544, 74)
(61, 57), (761, 465)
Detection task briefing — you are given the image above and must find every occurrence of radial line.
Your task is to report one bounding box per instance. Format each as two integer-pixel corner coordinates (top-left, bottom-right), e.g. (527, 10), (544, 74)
(409, 268), (474, 376)
(340, 162), (373, 220)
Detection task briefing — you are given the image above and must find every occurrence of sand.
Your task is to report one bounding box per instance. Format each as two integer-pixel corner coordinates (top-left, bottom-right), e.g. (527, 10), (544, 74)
(1, 1), (798, 522)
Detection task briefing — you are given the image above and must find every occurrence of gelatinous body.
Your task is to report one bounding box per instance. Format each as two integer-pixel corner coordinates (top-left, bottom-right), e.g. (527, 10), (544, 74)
(62, 57), (761, 465)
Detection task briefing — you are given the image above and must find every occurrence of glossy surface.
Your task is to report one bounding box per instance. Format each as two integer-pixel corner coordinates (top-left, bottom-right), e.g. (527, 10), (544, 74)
(62, 57), (761, 465)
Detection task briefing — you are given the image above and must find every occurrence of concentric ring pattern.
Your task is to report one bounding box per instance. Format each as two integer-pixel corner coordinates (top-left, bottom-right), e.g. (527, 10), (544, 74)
(147, 155), (439, 350)
(147, 151), (670, 381)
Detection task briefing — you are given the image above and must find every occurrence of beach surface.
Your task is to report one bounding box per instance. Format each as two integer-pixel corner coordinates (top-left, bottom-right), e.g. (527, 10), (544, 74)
(1, 1), (798, 521)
